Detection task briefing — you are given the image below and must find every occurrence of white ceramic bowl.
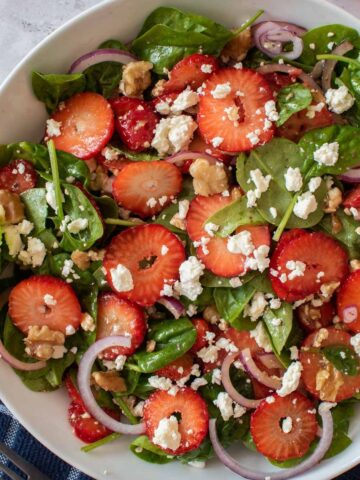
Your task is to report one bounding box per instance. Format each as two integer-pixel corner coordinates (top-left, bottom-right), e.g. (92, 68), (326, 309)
(1, 0), (360, 478)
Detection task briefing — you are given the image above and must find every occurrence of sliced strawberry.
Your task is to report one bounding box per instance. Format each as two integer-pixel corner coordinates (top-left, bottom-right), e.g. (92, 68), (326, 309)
(0, 159), (37, 194)
(68, 401), (119, 444)
(337, 270), (360, 332)
(263, 72), (298, 93)
(65, 375), (85, 407)
(198, 68), (275, 153)
(300, 327), (360, 401)
(103, 224), (186, 306)
(156, 353), (193, 381)
(190, 318), (213, 353)
(189, 133), (230, 162)
(48, 92), (114, 159)
(251, 392), (317, 461)
(150, 92), (179, 114)
(186, 194), (270, 277)
(163, 54), (219, 93)
(296, 301), (335, 332)
(110, 97), (159, 152)
(8, 275), (82, 334)
(224, 328), (262, 355)
(112, 161), (182, 218)
(97, 152), (130, 176)
(343, 185), (360, 209)
(269, 231), (349, 301)
(96, 292), (146, 359)
(143, 388), (209, 454)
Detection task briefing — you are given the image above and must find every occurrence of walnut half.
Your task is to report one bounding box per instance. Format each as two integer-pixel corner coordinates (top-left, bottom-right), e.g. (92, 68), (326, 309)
(25, 325), (65, 360)
(189, 158), (229, 196)
(92, 371), (127, 393)
(120, 61), (153, 97)
(221, 28), (252, 62)
(0, 190), (24, 225)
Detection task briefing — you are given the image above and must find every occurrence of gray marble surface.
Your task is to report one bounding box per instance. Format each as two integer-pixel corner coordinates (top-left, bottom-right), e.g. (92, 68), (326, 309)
(0, 0), (360, 84)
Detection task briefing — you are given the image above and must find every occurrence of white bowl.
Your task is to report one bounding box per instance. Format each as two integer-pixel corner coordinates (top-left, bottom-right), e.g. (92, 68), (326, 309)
(1, 0), (360, 478)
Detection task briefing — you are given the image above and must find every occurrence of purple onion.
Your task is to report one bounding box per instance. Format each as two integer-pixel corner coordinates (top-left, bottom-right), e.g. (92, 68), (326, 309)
(240, 348), (282, 390)
(339, 168), (360, 183)
(253, 21), (306, 60)
(321, 41), (354, 91)
(0, 339), (46, 371)
(157, 297), (185, 319)
(69, 49), (136, 74)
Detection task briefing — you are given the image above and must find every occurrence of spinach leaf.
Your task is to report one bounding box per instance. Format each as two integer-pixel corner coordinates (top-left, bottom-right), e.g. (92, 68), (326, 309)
(132, 7), (233, 74)
(300, 24), (359, 66)
(214, 284), (256, 329)
(319, 209), (360, 259)
(201, 270), (258, 288)
(177, 438), (213, 464)
(263, 303), (293, 355)
(21, 188), (48, 234)
(114, 146), (160, 162)
(31, 72), (85, 113)
(99, 39), (128, 50)
(337, 67), (360, 127)
(324, 399), (356, 458)
(323, 345), (359, 376)
(130, 436), (174, 464)
(276, 84), (312, 126)
(91, 194), (118, 240)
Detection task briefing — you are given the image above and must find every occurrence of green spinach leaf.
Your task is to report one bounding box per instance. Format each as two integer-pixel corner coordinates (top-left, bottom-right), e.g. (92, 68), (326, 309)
(323, 345), (359, 376)
(21, 188), (48, 234)
(276, 83), (312, 126)
(214, 284), (256, 328)
(319, 208), (360, 259)
(263, 303), (293, 355)
(130, 436), (174, 464)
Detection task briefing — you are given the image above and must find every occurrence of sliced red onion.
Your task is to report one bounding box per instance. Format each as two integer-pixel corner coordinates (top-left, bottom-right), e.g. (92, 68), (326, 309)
(343, 305), (358, 323)
(322, 41), (354, 92)
(240, 348), (282, 390)
(221, 353), (262, 409)
(258, 352), (283, 370)
(253, 21), (305, 60)
(0, 339), (46, 371)
(339, 168), (360, 183)
(77, 336), (145, 435)
(157, 297), (185, 319)
(311, 60), (324, 80)
(165, 151), (218, 167)
(209, 402), (334, 480)
(69, 49), (136, 74)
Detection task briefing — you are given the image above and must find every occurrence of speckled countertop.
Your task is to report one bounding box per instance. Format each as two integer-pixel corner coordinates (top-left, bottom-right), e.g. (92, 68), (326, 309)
(0, 0), (360, 84)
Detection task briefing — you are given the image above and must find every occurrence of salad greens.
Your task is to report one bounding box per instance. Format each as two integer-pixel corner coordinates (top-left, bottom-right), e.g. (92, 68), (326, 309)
(276, 84), (313, 126)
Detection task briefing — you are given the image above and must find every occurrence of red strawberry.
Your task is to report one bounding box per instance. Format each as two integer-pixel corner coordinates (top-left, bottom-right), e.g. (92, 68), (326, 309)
(156, 353), (194, 381)
(343, 185), (360, 209)
(0, 159), (37, 194)
(112, 161), (182, 218)
(269, 231), (349, 301)
(251, 393), (318, 461)
(96, 292), (146, 359)
(65, 375), (84, 407)
(68, 401), (119, 444)
(48, 92), (114, 159)
(186, 194), (270, 277)
(190, 318), (213, 353)
(189, 134), (230, 162)
(110, 97), (159, 152)
(150, 92), (179, 114)
(198, 68), (275, 153)
(97, 152), (130, 175)
(296, 300), (335, 332)
(8, 275), (82, 334)
(163, 54), (219, 93)
(337, 270), (360, 332)
(300, 327), (360, 402)
(143, 388), (209, 454)
(263, 72), (299, 92)
(103, 224), (186, 306)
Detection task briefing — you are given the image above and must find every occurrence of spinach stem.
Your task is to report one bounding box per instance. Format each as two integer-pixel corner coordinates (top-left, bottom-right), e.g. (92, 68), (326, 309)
(234, 9), (264, 35)
(104, 218), (141, 227)
(273, 194), (299, 242)
(81, 433), (121, 453)
(114, 396), (139, 425)
(273, 57), (313, 73)
(316, 54), (360, 68)
(124, 363), (142, 372)
(47, 140), (64, 221)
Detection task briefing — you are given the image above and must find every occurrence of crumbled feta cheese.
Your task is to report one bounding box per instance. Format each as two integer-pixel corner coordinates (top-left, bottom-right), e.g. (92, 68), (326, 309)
(269, 207), (277, 219)
(250, 322), (272, 352)
(327, 41), (335, 50)
(148, 375), (173, 391)
(81, 313), (95, 332)
(227, 230), (254, 255)
(188, 461), (206, 469)
(61, 259), (74, 277)
(191, 377), (208, 390)
(229, 277), (242, 288)
(160, 283), (173, 297)
(233, 62), (243, 70)
(215, 337), (238, 353)
(350, 333), (360, 356)
(213, 392), (234, 421)
(204, 222), (219, 237)
(65, 325), (76, 336)
(250, 169), (272, 198)
(264, 100), (279, 122)
(45, 182), (60, 213)
(290, 346), (299, 360)
(101, 146), (119, 161)
(269, 297), (281, 310)
(155, 101), (171, 115)
(266, 396), (275, 403)
(161, 245), (169, 256)
(308, 177), (322, 193)
(197, 344), (219, 363)
(171, 88), (199, 114)
(211, 368), (222, 385)
(284, 167), (303, 192)
(245, 245), (270, 272)
(309, 43), (316, 50)
(246, 132), (260, 146)
(110, 264), (134, 292)
(313, 142), (339, 166)
(244, 292), (268, 322)
(293, 191), (318, 220)
(277, 361), (303, 396)
(18, 237), (46, 268)
(224, 105), (240, 123)
(67, 218), (88, 234)
(282, 416), (293, 434)
(246, 190), (258, 208)
(286, 260), (306, 280)
(211, 136), (224, 148)
(325, 85), (355, 114)
(51, 345), (67, 359)
(211, 82), (232, 99)
(146, 197), (157, 208)
(44, 294), (56, 306)
(186, 304), (198, 317)
(178, 199), (190, 219)
(174, 256), (205, 301)
(306, 102), (325, 119)
(201, 64), (213, 74)
(193, 236), (210, 255)
(17, 219), (34, 236)
(46, 119), (62, 137)
(153, 416), (181, 451)
(151, 115), (197, 155)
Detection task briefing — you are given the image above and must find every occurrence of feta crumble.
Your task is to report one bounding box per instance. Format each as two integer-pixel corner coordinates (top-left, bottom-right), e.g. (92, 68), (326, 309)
(18, 237), (46, 268)
(264, 100), (279, 122)
(308, 177), (322, 193)
(110, 264), (134, 292)
(171, 88), (199, 114)
(293, 191), (318, 220)
(350, 333), (360, 356)
(151, 115), (197, 156)
(178, 199), (190, 219)
(277, 361), (303, 396)
(211, 136), (224, 148)
(325, 86), (355, 114)
(46, 119), (62, 137)
(313, 142), (339, 166)
(286, 260), (306, 280)
(244, 292), (268, 322)
(227, 230), (254, 255)
(284, 167), (303, 192)
(153, 416), (181, 451)
(250, 322), (272, 352)
(211, 82), (232, 99)
(282, 416), (293, 434)
(174, 256), (205, 301)
(67, 218), (88, 234)
(201, 64), (213, 74)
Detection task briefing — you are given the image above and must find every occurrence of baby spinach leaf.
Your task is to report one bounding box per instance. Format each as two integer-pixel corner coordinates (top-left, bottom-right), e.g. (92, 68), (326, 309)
(323, 345), (359, 376)
(337, 66), (360, 127)
(130, 436), (174, 464)
(318, 209), (360, 259)
(99, 39), (128, 50)
(177, 438), (213, 464)
(263, 303), (293, 355)
(201, 270), (258, 288)
(300, 24), (359, 66)
(114, 146), (160, 162)
(276, 84), (312, 126)
(21, 188), (48, 234)
(324, 399), (356, 458)
(31, 71), (86, 113)
(214, 284), (255, 326)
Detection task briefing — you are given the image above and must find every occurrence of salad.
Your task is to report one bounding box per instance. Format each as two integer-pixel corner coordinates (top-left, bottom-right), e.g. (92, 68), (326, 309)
(2, 5), (360, 479)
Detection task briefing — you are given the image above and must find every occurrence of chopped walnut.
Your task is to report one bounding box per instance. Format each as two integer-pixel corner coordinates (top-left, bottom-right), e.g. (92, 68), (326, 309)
(189, 158), (229, 196)
(146, 339), (156, 353)
(297, 303), (324, 330)
(88, 249), (105, 261)
(350, 259), (360, 271)
(81, 313), (96, 332)
(203, 304), (221, 324)
(312, 328), (329, 348)
(71, 250), (90, 270)
(315, 361), (344, 401)
(319, 281), (340, 300)
(331, 213), (342, 234)
(169, 213), (186, 231)
(230, 187), (243, 201)
(324, 187), (342, 213)
(92, 371), (127, 393)
(221, 28), (252, 62)
(0, 190), (24, 225)
(151, 79), (166, 97)
(120, 61), (153, 97)
(25, 325), (65, 360)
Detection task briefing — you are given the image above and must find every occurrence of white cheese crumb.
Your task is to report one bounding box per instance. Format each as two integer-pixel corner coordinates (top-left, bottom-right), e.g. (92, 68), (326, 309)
(213, 392), (234, 421)
(277, 361), (303, 396)
(269, 207), (278, 219)
(65, 325), (76, 336)
(211, 82), (232, 99)
(325, 85), (355, 114)
(18, 237), (46, 268)
(153, 416), (181, 451)
(244, 292), (268, 322)
(110, 264), (134, 292)
(264, 100), (279, 122)
(350, 333), (360, 356)
(46, 119), (62, 137)
(308, 177), (322, 193)
(282, 416), (293, 434)
(284, 167), (303, 192)
(151, 115), (198, 156)
(81, 313), (95, 332)
(286, 260), (306, 280)
(178, 199), (190, 219)
(43, 294), (57, 306)
(227, 230), (254, 255)
(204, 222), (219, 237)
(161, 245), (169, 256)
(313, 142), (339, 166)
(290, 346), (299, 360)
(171, 88), (199, 115)
(249, 322), (272, 352)
(201, 64), (213, 74)
(293, 191), (318, 220)
(67, 218), (88, 234)
(174, 256), (205, 301)
(211, 136), (224, 148)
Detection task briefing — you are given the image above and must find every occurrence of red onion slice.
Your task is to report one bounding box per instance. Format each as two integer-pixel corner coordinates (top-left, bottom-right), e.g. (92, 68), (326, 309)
(69, 49), (137, 74)
(209, 402), (334, 480)
(240, 348), (282, 390)
(253, 21), (305, 60)
(157, 297), (185, 319)
(258, 352), (283, 370)
(321, 41), (354, 92)
(339, 168), (360, 183)
(221, 353), (262, 409)
(343, 305), (358, 323)
(0, 339), (46, 371)
(77, 336), (145, 435)
(165, 151), (219, 167)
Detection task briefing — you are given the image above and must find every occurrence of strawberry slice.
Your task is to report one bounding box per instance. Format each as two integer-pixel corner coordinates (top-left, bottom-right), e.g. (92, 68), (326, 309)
(143, 388), (209, 454)
(343, 185), (360, 208)
(262, 72), (298, 92)
(103, 224), (186, 306)
(251, 392), (318, 461)
(296, 300), (335, 332)
(48, 92), (114, 159)
(198, 68), (275, 153)
(163, 54), (219, 93)
(65, 375), (85, 407)
(0, 159), (37, 194)
(156, 353), (194, 381)
(112, 161), (182, 218)
(186, 194), (270, 277)
(190, 318), (213, 353)
(269, 231), (349, 301)
(110, 97), (159, 152)
(68, 401), (119, 444)
(150, 92), (179, 114)
(337, 270), (360, 332)
(8, 275), (82, 334)
(96, 292), (146, 359)
(188, 134), (231, 166)
(300, 327), (360, 402)
(97, 152), (130, 176)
